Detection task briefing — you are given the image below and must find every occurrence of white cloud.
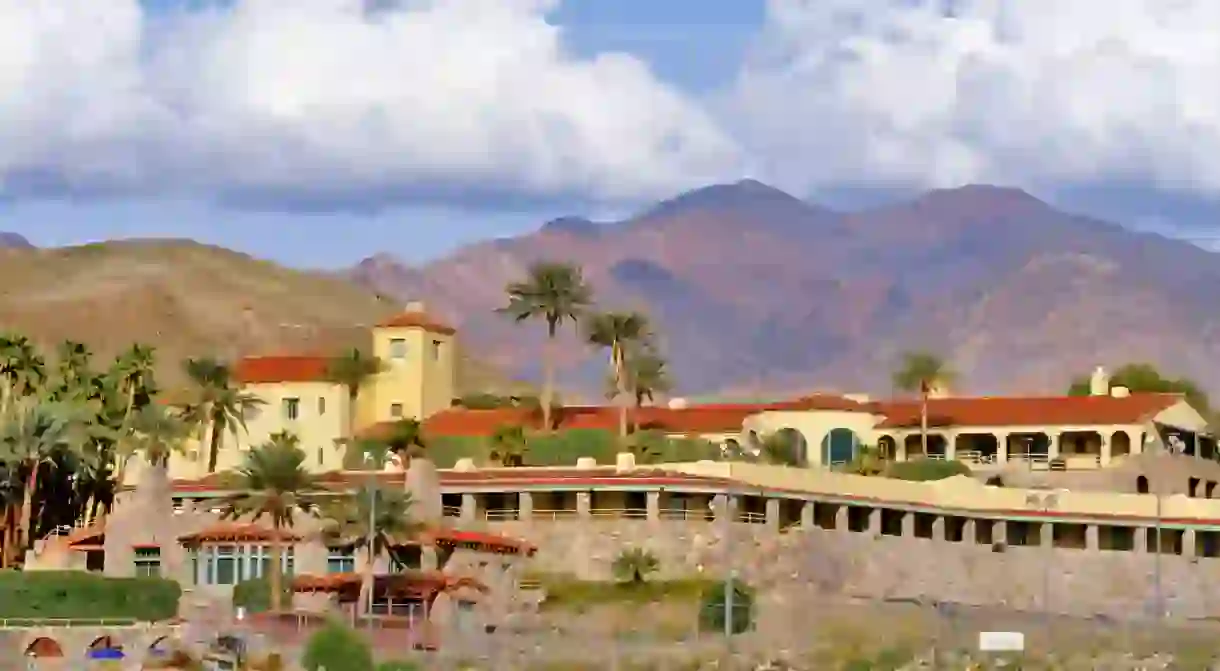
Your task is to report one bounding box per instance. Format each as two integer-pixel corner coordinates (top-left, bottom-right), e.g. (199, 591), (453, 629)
(0, 0), (739, 206)
(733, 0), (1220, 196)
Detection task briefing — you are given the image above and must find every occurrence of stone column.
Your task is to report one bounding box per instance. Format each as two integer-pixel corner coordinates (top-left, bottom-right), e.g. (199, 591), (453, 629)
(931, 516), (945, 542)
(900, 512), (914, 537)
(944, 433), (957, 461)
(460, 493), (477, 522)
(833, 506), (848, 531)
(1085, 524), (1099, 551)
(518, 492), (533, 522)
(1183, 529), (1197, 558)
(993, 520), (1007, 545)
(576, 491), (591, 519)
(996, 433), (1009, 464)
(1048, 433), (1061, 460)
(712, 494), (729, 523)
(1134, 527), (1148, 553)
(1040, 522), (1054, 548)
(800, 502), (815, 528)
(895, 436), (908, 462)
(962, 519), (976, 544)
(866, 509), (879, 534)
(765, 498), (781, 530)
(1100, 435), (1112, 467)
(646, 491), (661, 522)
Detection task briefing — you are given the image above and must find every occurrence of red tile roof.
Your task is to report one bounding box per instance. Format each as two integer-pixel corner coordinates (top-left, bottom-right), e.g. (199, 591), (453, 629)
(292, 571), (484, 595)
(178, 523), (302, 545)
(873, 393), (1181, 429)
(235, 355), (333, 384)
(424, 528), (537, 556)
(376, 310), (456, 335)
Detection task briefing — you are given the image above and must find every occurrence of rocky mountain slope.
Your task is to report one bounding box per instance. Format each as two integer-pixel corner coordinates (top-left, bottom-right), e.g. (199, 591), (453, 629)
(0, 240), (522, 394)
(349, 181), (1220, 397)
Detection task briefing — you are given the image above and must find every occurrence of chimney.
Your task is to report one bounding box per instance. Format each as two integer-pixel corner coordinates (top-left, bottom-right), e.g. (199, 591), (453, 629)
(667, 397), (688, 409)
(1110, 386), (1130, 398)
(404, 300), (426, 313)
(576, 457), (598, 469)
(615, 452), (636, 472)
(1089, 366), (1110, 396)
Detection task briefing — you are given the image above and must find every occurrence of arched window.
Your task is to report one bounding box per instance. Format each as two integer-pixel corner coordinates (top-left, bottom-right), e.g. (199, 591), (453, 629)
(1136, 476), (1150, 494)
(820, 428), (860, 466)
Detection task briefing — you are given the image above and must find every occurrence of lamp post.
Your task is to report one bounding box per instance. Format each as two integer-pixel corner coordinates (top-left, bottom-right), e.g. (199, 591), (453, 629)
(363, 453), (377, 624)
(708, 496), (739, 642)
(1025, 489), (1061, 651)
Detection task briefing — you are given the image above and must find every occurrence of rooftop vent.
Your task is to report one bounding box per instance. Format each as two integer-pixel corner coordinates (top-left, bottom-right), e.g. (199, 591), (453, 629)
(668, 397), (688, 409)
(453, 458), (477, 472)
(576, 457), (598, 469)
(404, 300), (427, 313)
(1090, 366), (1110, 396)
(1110, 386), (1130, 398)
(615, 452), (636, 472)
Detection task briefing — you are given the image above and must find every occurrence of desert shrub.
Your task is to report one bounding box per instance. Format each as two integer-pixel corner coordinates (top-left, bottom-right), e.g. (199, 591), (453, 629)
(301, 621), (373, 671)
(885, 457), (971, 481)
(611, 547), (660, 584)
(0, 570), (179, 621)
(698, 579), (755, 635)
(232, 576), (293, 614)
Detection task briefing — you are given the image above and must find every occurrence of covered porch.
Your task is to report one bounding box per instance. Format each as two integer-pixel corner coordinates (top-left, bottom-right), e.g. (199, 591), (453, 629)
(878, 426), (1150, 470)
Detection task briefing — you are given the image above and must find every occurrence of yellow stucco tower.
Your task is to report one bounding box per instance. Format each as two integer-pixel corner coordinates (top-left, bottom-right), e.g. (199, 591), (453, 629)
(359, 301), (457, 426)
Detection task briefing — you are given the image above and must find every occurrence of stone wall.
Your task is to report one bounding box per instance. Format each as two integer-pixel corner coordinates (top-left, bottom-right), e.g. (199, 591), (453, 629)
(488, 518), (1220, 619)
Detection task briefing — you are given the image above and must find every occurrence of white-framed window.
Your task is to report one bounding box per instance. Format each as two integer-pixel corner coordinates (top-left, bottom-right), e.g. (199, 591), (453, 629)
(389, 338), (407, 360)
(317, 447), (324, 466)
(327, 546), (356, 574)
(390, 403), (403, 418)
(133, 547), (161, 577)
(317, 397), (326, 415)
(189, 544), (295, 586)
(283, 397), (300, 421)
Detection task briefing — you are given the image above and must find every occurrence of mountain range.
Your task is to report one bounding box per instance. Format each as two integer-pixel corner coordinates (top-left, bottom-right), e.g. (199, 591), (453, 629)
(3, 180), (1219, 399)
(349, 180), (1220, 398)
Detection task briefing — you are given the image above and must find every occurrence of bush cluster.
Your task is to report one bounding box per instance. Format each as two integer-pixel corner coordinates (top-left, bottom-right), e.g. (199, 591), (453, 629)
(0, 570), (180, 621)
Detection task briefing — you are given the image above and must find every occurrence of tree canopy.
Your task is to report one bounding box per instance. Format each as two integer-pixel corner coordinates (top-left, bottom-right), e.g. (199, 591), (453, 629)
(1067, 363), (1210, 413)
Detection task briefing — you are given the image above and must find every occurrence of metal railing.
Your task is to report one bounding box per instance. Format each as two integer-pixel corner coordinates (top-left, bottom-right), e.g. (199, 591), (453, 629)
(0, 617), (141, 628)
(479, 508), (770, 524)
(441, 505), (462, 518)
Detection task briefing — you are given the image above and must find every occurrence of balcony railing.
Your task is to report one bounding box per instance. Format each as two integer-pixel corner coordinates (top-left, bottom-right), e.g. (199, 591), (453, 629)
(478, 508), (770, 524)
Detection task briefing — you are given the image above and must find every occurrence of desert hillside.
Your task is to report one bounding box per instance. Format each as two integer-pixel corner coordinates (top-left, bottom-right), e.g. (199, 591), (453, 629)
(0, 239), (524, 395)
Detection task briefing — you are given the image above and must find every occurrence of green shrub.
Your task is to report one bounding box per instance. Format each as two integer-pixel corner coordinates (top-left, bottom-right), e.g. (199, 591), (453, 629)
(301, 621), (373, 671)
(232, 577), (293, 614)
(885, 458), (971, 481)
(0, 570), (179, 621)
(698, 579), (755, 635)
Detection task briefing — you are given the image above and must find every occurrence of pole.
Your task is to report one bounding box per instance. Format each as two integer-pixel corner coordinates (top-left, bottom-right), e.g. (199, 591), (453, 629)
(1154, 486), (1163, 619)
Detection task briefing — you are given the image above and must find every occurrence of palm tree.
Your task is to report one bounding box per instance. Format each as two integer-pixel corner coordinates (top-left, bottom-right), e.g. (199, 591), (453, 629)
(110, 343), (157, 428)
(382, 419), (426, 463)
(625, 347), (671, 432)
(487, 424), (527, 467)
(115, 403), (191, 480)
(0, 333), (47, 398)
(498, 262), (593, 432)
(218, 432), (323, 612)
(585, 311), (651, 440)
(611, 547), (660, 584)
(0, 386), (93, 562)
(892, 351), (956, 460)
(759, 432), (800, 467)
(322, 485), (422, 618)
(181, 357), (264, 473)
(326, 348), (385, 445)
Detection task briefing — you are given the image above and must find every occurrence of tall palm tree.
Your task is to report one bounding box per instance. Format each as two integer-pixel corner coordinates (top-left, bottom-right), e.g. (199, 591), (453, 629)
(487, 424), (527, 467)
(585, 311), (651, 440)
(0, 386), (93, 562)
(181, 357), (264, 473)
(498, 262), (593, 432)
(624, 347), (671, 432)
(0, 333), (47, 399)
(892, 351), (956, 460)
(114, 403), (191, 485)
(218, 432), (322, 612)
(326, 348), (385, 445)
(110, 343), (157, 428)
(322, 485), (421, 618)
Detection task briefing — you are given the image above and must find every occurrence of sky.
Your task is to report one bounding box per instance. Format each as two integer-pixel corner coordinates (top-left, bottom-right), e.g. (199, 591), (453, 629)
(6, 0), (1220, 267)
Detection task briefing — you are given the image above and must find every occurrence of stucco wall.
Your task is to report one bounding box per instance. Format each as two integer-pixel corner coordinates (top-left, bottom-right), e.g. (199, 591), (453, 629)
(366, 325), (455, 423)
(744, 410), (881, 466)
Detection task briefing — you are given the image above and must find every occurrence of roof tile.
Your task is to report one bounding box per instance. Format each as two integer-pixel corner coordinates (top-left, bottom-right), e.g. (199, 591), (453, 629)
(376, 310), (456, 335)
(178, 523), (301, 545)
(235, 356), (333, 384)
(873, 393), (1181, 429)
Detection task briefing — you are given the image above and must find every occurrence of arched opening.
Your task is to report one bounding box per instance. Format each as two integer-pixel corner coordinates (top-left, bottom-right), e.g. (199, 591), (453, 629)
(746, 430), (762, 457)
(1137, 476), (1150, 494)
(88, 635), (117, 650)
(821, 428), (860, 466)
(722, 438), (741, 458)
(985, 475), (1005, 487)
(25, 637), (63, 658)
(148, 636), (173, 657)
(1189, 477), (1200, 498)
(877, 435), (897, 461)
(1110, 431), (1132, 459)
(903, 434), (947, 459)
(768, 428), (807, 466)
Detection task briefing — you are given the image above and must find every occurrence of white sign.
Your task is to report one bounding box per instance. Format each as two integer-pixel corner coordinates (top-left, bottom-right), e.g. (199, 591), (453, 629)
(978, 631), (1025, 652)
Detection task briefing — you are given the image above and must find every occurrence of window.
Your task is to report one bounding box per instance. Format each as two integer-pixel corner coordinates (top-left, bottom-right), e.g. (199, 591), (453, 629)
(431, 340), (442, 361)
(390, 403), (403, 418)
(133, 547), (161, 577)
(317, 397), (326, 415)
(391, 546), (422, 572)
(283, 397), (300, 421)
(389, 338), (407, 360)
(317, 448), (324, 466)
(190, 544), (295, 586)
(327, 546), (355, 574)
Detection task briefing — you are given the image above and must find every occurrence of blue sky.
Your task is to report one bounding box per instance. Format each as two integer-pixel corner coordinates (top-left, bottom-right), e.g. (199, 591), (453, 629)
(5, 0), (1220, 267)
